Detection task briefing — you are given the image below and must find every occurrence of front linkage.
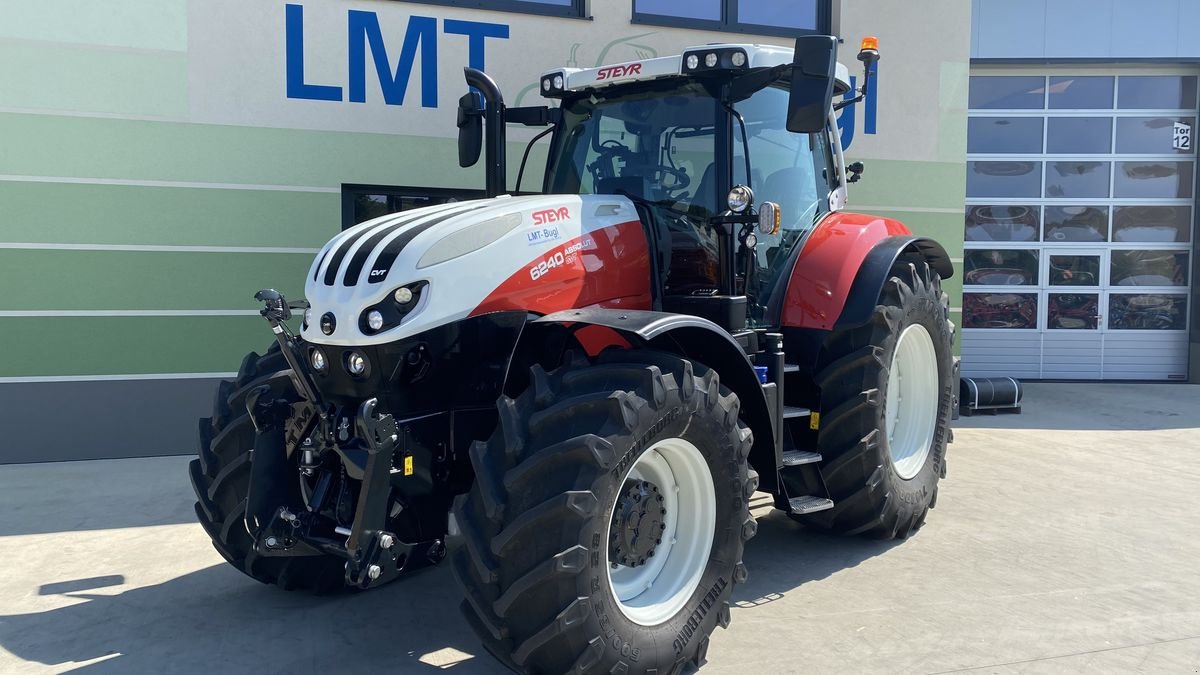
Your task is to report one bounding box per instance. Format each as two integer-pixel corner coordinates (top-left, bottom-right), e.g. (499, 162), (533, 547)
(245, 289), (444, 589)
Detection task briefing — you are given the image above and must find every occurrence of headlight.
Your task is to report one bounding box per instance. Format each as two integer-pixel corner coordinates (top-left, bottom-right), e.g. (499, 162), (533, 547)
(367, 310), (384, 331)
(727, 185), (754, 213)
(346, 351), (367, 377)
(310, 348), (327, 373)
(360, 281), (428, 335)
(686, 54), (699, 70)
(705, 52), (718, 68)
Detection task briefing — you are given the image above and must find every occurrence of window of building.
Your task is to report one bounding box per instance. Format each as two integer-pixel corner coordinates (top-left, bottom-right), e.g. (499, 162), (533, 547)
(398, 0), (586, 19)
(633, 0), (829, 37)
(341, 185), (486, 229)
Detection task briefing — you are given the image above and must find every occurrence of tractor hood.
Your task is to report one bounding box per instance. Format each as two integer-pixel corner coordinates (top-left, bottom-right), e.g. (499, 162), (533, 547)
(302, 193), (648, 346)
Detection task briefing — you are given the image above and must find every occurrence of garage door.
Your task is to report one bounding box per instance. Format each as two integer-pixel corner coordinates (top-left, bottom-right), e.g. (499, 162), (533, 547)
(963, 71), (1196, 380)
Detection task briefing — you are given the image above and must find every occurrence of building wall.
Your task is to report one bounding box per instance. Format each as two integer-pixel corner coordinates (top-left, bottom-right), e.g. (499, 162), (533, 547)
(972, 0), (1200, 61)
(0, 0), (970, 463)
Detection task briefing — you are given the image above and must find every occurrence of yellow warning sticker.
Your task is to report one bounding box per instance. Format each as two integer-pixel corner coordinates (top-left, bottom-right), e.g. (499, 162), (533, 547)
(403, 456), (414, 476)
(809, 412), (821, 430)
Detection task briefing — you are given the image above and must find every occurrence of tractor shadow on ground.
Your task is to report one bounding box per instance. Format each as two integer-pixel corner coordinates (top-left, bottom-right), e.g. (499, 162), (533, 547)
(732, 497), (904, 608)
(1, 500), (900, 674)
(0, 563), (507, 674)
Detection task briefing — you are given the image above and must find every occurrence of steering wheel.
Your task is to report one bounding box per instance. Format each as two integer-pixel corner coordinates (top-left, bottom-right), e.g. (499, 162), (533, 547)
(588, 140), (692, 196)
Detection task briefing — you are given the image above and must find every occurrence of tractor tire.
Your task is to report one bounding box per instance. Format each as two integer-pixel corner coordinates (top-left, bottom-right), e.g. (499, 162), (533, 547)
(799, 259), (954, 539)
(448, 350), (755, 675)
(189, 346), (346, 592)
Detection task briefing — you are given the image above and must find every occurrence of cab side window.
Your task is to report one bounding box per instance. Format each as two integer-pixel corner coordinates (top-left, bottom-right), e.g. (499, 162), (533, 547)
(734, 86), (825, 234)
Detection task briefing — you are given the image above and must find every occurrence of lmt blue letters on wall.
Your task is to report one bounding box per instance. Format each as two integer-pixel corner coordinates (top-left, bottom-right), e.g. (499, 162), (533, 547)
(285, 3), (509, 108)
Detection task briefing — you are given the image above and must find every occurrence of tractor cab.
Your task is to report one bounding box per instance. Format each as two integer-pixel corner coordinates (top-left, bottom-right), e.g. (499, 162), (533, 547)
(459, 37), (871, 331)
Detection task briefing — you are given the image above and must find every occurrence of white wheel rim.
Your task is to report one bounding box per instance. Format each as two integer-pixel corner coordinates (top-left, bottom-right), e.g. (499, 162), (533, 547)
(885, 324), (939, 480)
(605, 437), (716, 626)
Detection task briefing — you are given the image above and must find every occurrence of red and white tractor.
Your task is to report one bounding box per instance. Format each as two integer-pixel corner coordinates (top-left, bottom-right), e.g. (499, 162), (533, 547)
(190, 35), (956, 673)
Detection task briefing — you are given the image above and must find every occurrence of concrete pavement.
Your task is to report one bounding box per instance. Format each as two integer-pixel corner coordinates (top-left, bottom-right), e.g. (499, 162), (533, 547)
(1, 383), (1199, 673)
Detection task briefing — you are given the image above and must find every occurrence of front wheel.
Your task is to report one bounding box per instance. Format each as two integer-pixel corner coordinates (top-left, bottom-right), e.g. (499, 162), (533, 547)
(189, 346), (347, 591)
(799, 259), (955, 539)
(448, 350), (756, 674)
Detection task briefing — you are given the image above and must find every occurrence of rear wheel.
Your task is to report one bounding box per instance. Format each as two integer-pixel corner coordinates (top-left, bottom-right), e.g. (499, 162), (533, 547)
(448, 350), (756, 674)
(800, 259), (954, 539)
(189, 346), (346, 591)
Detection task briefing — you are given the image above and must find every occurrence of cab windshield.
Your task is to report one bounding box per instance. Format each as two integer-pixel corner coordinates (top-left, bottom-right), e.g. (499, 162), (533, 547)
(546, 82), (721, 216)
(545, 79), (830, 325)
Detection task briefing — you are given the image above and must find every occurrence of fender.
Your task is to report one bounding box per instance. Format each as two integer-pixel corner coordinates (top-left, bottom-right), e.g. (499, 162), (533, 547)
(835, 235), (953, 329)
(527, 308), (780, 493)
(780, 211), (954, 331)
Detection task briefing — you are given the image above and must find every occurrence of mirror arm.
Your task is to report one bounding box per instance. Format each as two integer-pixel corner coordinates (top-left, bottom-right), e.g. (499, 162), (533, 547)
(464, 67), (507, 197)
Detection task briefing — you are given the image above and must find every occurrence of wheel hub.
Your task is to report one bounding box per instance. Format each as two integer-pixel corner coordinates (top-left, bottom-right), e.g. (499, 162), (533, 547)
(609, 480), (666, 568)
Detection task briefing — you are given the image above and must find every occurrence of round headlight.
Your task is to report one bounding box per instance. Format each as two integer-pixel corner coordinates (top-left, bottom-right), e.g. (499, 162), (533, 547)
(310, 348), (327, 373)
(727, 185), (754, 213)
(553, 75), (564, 90)
(541, 78), (551, 92)
(731, 51), (747, 67)
(320, 312), (336, 336)
(686, 54), (700, 70)
(705, 52), (718, 68)
(367, 310), (384, 331)
(347, 352), (367, 376)
(394, 287), (414, 304)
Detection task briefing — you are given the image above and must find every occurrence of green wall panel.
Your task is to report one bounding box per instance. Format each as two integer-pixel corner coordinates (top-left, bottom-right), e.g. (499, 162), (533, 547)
(0, 112), (486, 189)
(0, 0), (187, 52)
(0, 42), (187, 117)
(0, 182), (339, 248)
(0, 315), (270, 377)
(847, 159), (967, 211)
(0, 250), (313, 310)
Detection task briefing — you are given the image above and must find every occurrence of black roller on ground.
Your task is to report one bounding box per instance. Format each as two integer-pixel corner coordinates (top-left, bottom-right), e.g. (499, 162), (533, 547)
(799, 259), (955, 539)
(448, 350), (755, 675)
(189, 345), (346, 592)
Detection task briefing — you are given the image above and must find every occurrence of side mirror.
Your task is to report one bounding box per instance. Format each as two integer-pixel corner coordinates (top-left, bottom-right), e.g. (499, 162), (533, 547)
(457, 92), (483, 168)
(786, 35), (838, 133)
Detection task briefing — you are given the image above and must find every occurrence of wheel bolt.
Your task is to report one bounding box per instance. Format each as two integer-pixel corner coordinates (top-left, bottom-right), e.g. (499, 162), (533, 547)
(265, 536), (278, 548)
(367, 564), (382, 580)
(379, 534), (394, 549)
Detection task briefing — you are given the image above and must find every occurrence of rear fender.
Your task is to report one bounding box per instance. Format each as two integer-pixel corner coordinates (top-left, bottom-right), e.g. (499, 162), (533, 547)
(781, 211), (953, 331)
(521, 309), (780, 493)
(835, 235), (954, 329)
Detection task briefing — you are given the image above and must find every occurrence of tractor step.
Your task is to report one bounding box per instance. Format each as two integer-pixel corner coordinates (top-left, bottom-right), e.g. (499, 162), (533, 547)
(788, 495), (835, 515)
(783, 405), (811, 419)
(782, 450), (822, 466)
(784, 363), (799, 373)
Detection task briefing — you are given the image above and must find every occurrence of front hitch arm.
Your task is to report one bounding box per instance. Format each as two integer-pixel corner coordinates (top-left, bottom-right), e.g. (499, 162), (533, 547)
(254, 289), (322, 406)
